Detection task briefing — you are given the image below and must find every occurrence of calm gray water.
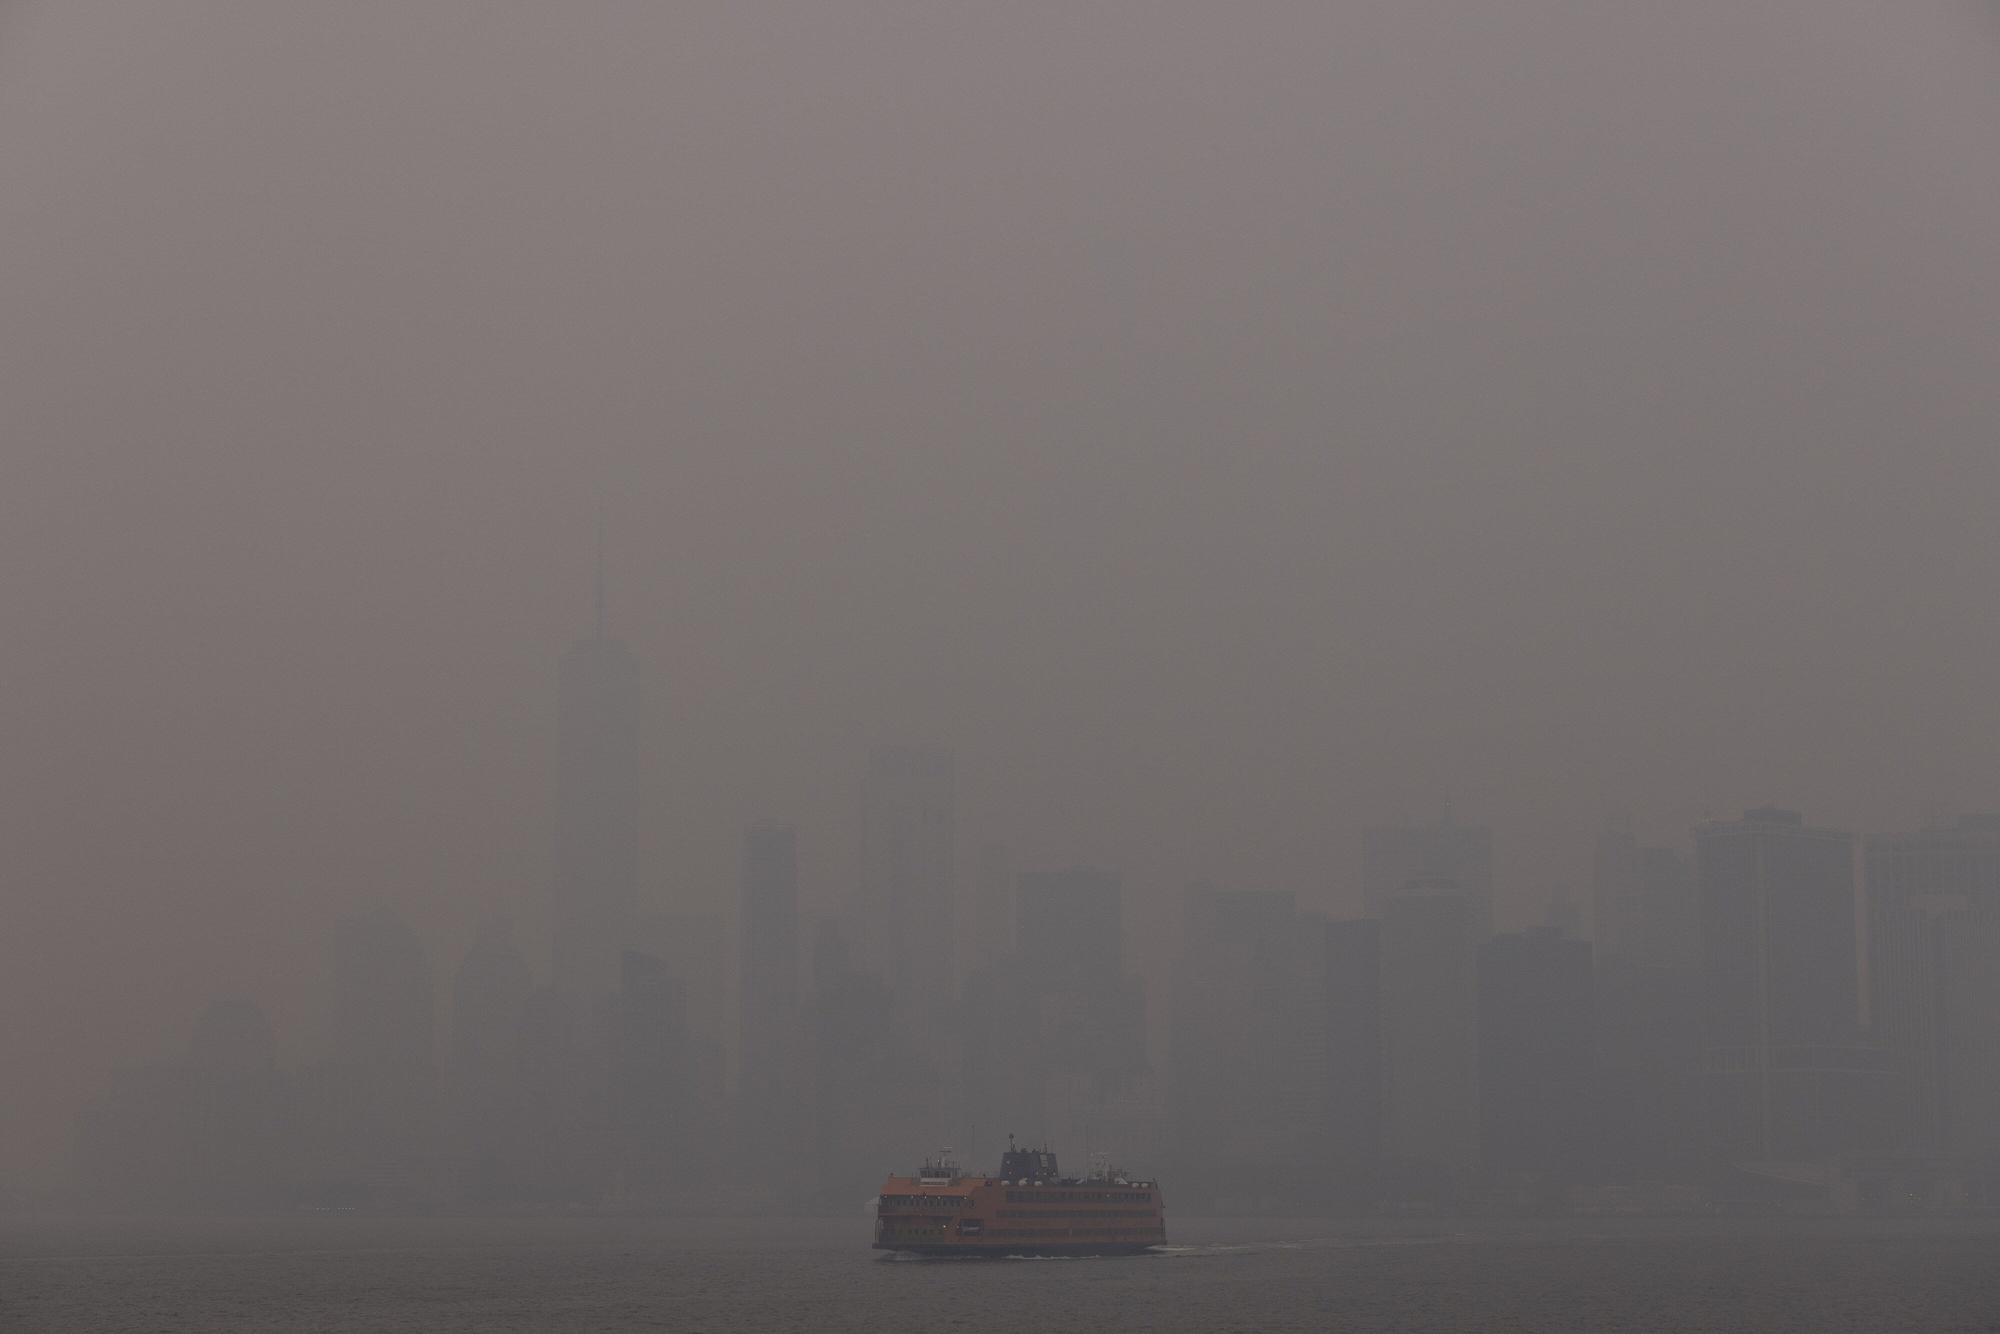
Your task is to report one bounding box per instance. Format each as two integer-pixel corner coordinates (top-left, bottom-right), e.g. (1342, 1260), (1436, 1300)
(5, 1214), (1999, 1333)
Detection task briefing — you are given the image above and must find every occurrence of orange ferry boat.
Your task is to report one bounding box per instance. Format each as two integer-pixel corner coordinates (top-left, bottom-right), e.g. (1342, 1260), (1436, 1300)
(874, 1140), (1165, 1257)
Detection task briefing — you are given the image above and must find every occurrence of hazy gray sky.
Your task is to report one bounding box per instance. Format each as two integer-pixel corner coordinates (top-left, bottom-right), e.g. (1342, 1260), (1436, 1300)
(3, 2), (1997, 1180)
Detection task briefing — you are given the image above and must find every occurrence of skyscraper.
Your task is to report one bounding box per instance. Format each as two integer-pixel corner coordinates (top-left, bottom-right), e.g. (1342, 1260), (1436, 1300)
(548, 579), (643, 1003)
(312, 908), (438, 1204)
(446, 915), (533, 1200)
(966, 841), (1014, 979)
(1864, 815), (2000, 1177)
(1363, 814), (1494, 937)
(1170, 886), (1329, 1206)
(1594, 827), (1699, 971)
(1479, 926), (1596, 1185)
(606, 949), (708, 1201)
(853, 745), (955, 1042)
(1591, 828), (1703, 1182)
(807, 918), (943, 1205)
(1696, 807), (1898, 1168)
(1323, 918), (1384, 1201)
(1005, 867), (1151, 1168)
(1015, 866), (1123, 994)
(634, 911), (730, 1052)
(329, 908), (435, 1085)
(1378, 880), (1481, 1185)
(449, 917), (531, 1083)
(738, 822), (802, 1135)
(72, 997), (293, 1210)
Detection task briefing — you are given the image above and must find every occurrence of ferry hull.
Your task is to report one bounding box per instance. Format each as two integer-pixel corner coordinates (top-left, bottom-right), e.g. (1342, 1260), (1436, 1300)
(875, 1242), (1161, 1259)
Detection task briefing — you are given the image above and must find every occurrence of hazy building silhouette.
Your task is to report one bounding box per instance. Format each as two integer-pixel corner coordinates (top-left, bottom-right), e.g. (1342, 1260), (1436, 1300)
(635, 911), (730, 1055)
(513, 984), (605, 1202)
(853, 745), (956, 1044)
(955, 963), (1041, 1167)
(1323, 918), (1384, 1202)
(1479, 926), (1596, 1190)
(605, 949), (719, 1203)
(1364, 814), (1494, 937)
(1541, 886), (1584, 939)
(1005, 867), (1152, 1167)
(549, 579), (643, 1003)
(1170, 886), (1329, 1207)
(1015, 867), (1122, 994)
(450, 915), (532, 1073)
(1592, 828), (1703, 1184)
(737, 821), (806, 1193)
(180, 999), (293, 1206)
(329, 908), (435, 1080)
(1595, 827), (1700, 970)
(807, 919), (943, 1205)
(446, 914), (534, 1202)
(967, 840), (1014, 980)
(74, 997), (295, 1209)
(307, 909), (438, 1205)
(739, 821), (801, 1096)
(186, 995), (281, 1074)
(1378, 880), (1480, 1189)
(1696, 808), (1899, 1175)
(1865, 815), (2000, 1185)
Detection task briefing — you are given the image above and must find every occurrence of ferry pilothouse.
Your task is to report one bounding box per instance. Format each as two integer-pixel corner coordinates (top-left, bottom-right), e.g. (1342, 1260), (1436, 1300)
(873, 1139), (1165, 1257)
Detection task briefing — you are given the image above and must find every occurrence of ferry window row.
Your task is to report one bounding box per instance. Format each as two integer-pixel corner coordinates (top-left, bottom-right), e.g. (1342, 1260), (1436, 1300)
(879, 1194), (967, 1208)
(997, 1208), (1157, 1220)
(1003, 1190), (1151, 1204)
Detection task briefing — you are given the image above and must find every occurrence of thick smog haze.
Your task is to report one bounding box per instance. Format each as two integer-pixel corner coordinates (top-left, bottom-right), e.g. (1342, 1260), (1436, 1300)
(3, 0), (1998, 1210)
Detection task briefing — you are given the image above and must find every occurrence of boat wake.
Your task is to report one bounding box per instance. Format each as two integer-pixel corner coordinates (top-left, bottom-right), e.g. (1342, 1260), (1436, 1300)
(1156, 1234), (1458, 1259)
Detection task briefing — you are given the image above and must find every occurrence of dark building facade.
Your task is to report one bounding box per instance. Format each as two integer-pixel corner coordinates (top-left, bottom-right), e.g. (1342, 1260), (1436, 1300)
(1479, 927), (1596, 1186)
(853, 746), (956, 1047)
(606, 949), (720, 1203)
(304, 909), (439, 1205)
(737, 821), (805, 1194)
(1865, 816), (2000, 1185)
(1378, 881), (1480, 1187)
(1015, 867), (1123, 993)
(1592, 829), (1703, 1182)
(72, 998), (295, 1209)
(1170, 887), (1329, 1206)
(1323, 918), (1383, 1201)
(1696, 808), (1899, 1170)
(445, 915), (534, 1201)
(807, 920), (943, 1206)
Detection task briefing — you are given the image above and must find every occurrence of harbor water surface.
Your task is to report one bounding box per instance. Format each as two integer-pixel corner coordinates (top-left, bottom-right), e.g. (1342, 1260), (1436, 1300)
(6, 1214), (2000, 1333)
